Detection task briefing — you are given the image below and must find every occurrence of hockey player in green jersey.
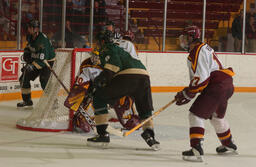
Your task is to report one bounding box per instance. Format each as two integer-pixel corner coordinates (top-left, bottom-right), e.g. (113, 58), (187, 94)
(17, 19), (56, 109)
(86, 30), (160, 150)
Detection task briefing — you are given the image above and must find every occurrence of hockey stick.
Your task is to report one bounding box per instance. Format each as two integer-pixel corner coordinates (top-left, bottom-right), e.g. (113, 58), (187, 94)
(43, 60), (69, 93)
(123, 99), (176, 137)
(43, 60), (123, 137)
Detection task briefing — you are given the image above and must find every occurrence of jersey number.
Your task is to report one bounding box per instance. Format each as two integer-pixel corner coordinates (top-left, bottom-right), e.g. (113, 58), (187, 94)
(191, 77), (200, 86)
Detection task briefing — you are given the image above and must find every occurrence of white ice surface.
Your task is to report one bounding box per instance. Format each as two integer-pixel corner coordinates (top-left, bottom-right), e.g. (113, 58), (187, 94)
(0, 93), (256, 167)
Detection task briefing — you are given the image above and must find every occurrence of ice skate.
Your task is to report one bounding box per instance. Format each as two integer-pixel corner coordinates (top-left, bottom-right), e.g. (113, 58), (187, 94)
(216, 141), (237, 155)
(17, 101), (33, 110)
(87, 133), (110, 148)
(141, 129), (160, 151)
(182, 144), (204, 162)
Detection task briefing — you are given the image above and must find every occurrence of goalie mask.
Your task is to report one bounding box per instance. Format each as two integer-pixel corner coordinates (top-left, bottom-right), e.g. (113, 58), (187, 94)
(90, 49), (100, 65)
(179, 25), (201, 50)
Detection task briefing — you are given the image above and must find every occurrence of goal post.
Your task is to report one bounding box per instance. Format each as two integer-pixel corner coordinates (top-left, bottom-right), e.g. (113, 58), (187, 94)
(16, 48), (92, 132)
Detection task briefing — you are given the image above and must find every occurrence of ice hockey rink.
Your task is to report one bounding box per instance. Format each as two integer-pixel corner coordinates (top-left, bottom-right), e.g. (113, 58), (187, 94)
(0, 92), (256, 167)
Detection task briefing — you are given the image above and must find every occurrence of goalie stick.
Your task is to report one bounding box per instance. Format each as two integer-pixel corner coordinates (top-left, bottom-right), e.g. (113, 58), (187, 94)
(43, 60), (123, 137)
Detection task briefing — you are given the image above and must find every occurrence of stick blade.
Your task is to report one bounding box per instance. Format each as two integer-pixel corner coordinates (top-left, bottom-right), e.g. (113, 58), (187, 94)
(106, 126), (124, 138)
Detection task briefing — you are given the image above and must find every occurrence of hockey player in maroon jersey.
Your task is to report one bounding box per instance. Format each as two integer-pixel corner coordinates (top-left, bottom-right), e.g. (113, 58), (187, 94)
(176, 25), (237, 162)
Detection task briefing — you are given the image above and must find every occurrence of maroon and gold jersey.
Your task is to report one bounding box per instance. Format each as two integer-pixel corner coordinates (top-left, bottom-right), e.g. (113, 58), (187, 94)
(187, 43), (234, 94)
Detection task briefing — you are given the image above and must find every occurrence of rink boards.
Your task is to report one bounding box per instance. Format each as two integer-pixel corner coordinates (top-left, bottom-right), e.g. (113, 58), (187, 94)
(1, 50), (256, 101)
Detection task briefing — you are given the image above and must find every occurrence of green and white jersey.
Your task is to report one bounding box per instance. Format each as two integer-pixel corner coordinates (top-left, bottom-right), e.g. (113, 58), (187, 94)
(26, 32), (56, 69)
(99, 43), (148, 76)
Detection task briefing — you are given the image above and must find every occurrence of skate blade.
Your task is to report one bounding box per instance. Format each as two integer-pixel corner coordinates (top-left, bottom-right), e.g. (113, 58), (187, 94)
(217, 150), (239, 155)
(151, 144), (161, 151)
(17, 106), (33, 110)
(183, 155), (204, 162)
(86, 141), (109, 149)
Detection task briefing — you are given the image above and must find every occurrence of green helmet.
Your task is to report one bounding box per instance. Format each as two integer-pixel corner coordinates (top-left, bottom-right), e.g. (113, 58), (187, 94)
(95, 30), (114, 44)
(28, 19), (40, 28)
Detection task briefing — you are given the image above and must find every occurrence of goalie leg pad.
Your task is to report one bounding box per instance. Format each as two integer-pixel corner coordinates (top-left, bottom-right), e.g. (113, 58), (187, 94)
(113, 96), (140, 129)
(123, 115), (140, 130)
(72, 111), (91, 133)
(64, 82), (90, 111)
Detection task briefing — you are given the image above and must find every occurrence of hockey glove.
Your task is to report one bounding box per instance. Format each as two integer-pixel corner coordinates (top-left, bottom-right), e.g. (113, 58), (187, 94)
(175, 87), (196, 106)
(94, 74), (108, 88)
(93, 69), (114, 89)
(23, 48), (33, 63)
(21, 63), (37, 73)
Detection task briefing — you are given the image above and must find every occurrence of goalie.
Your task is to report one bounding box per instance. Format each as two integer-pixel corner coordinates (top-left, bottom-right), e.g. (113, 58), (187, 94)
(64, 49), (140, 133)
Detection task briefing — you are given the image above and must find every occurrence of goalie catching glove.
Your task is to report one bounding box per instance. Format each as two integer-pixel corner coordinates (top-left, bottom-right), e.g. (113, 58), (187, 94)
(175, 87), (196, 105)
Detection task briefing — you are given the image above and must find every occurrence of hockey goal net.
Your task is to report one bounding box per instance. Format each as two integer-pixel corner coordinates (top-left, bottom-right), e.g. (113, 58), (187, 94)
(16, 48), (91, 132)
